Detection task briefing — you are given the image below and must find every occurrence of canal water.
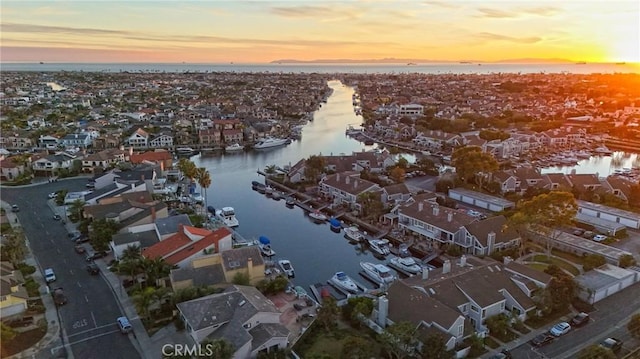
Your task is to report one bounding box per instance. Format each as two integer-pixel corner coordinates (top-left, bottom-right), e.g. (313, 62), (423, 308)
(192, 79), (639, 295)
(193, 80), (386, 294)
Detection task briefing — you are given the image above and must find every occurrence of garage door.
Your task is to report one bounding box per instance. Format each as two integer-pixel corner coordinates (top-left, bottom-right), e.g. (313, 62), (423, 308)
(0, 303), (27, 317)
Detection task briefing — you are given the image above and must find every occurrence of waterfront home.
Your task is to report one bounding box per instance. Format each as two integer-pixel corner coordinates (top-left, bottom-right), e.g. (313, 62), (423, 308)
(148, 132), (174, 149)
(602, 176), (635, 203)
(459, 216), (520, 255)
(412, 130), (462, 150)
(319, 172), (381, 211)
(567, 173), (603, 191)
(381, 183), (413, 207)
(129, 150), (172, 170)
(155, 214), (193, 240)
(126, 128), (149, 149)
(176, 285), (290, 358)
(0, 261), (29, 318)
(396, 201), (476, 248)
(81, 148), (127, 173)
(284, 159), (307, 183)
(198, 128), (221, 147)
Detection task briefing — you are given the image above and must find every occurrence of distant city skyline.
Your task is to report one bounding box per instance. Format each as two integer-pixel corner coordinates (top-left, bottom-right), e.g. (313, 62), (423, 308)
(1, 0), (639, 64)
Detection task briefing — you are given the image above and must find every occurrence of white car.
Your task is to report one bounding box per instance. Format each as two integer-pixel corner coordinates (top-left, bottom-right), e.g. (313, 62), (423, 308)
(592, 235), (608, 242)
(549, 322), (571, 336)
(48, 192), (57, 199)
(44, 268), (56, 283)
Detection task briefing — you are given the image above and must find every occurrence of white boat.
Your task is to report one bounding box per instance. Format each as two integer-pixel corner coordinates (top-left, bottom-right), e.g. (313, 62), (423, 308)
(216, 207), (239, 227)
(225, 143), (244, 152)
(595, 146), (612, 155)
(330, 271), (359, 293)
(309, 210), (328, 222)
(176, 147), (195, 156)
(278, 259), (295, 277)
(259, 244), (276, 257)
(388, 256), (422, 275)
(285, 197), (295, 207)
(191, 192), (204, 203)
(344, 226), (364, 242)
(368, 239), (390, 256)
(265, 186), (275, 196)
(272, 191), (282, 201)
(360, 262), (396, 285)
(254, 137), (290, 149)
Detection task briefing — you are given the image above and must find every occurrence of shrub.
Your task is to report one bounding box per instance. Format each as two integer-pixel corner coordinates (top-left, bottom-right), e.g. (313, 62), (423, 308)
(16, 263), (36, 276)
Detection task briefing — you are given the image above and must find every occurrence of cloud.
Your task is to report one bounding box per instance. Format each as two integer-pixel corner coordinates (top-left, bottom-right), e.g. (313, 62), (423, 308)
(475, 32), (542, 44)
(476, 8), (516, 18)
(476, 6), (561, 18)
(269, 5), (361, 21)
(524, 6), (560, 16)
(33, 6), (79, 16)
(1, 23), (130, 36)
(422, 1), (459, 9)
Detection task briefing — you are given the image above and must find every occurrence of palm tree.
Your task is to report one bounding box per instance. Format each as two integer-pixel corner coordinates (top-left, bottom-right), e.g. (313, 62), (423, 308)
(121, 245), (141, 263)
(195, 167), (212, 209)
(177, 158), (197, 180)
(140, 257), (174, 286)
(132, 286), (157, 321)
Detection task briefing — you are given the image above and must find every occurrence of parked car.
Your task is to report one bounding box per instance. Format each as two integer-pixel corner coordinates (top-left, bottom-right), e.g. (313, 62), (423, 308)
(53, 288), (67, 306)
(530, 333), (555, 347)
(86, 263), (100, 275)
(48, 192), (57, 199)
(53, 214), (62, 221)
(74, 245), (86, 254)
(549, 322), (571, 337)
(86, 251), (106, 262)
(116, 316), (132, 334)
(488, 350), (512, 359)
(582, 231), (594, 239)
(74, 234), (89, 243)
(44, 268), (56, 283)
(11, 205), (19, 212)
(592, 234), (608, 242)
(600, 338), (623, 352)
(572, 228), (584, 236)
(570, 312), (590, 327)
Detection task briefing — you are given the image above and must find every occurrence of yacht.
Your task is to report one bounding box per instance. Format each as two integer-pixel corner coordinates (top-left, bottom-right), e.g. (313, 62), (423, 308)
(259, 244), (276, 257)
(285, 197), (296, 207)
(216, 207), (239, 227)
(360, 262), (396, 285)
(278, 259), (295, 277)
(254, 137), (290, 149)
(176, 147), (195, 156)
(309, 210), (328, 222)
(225, 143), (244, 152)
(344, 226), (364, 242)
(329, 271), (359, 293)
(388, 256), (422, 275)
(368, 239), (391, 256)
(191, 192), (204, 203)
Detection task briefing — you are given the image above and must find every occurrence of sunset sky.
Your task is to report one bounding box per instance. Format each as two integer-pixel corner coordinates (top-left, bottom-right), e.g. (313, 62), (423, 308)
(1, 0), (639, 63)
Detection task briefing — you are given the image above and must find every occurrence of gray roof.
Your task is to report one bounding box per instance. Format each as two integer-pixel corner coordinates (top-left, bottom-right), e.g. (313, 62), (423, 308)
(220, 246), (264, 271)
(449, 188), (515, 207)
(111, 230), (159, 248)
(465, 216), (519, 246)
(84, 183), (120, 201)
(170, 264), (225, 287)
(155, 214), (192, 236)
(249, 323), (290, 350)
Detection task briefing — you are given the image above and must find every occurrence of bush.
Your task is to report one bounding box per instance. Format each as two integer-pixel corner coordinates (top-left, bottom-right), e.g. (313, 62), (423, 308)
(16, 263), (36, 276)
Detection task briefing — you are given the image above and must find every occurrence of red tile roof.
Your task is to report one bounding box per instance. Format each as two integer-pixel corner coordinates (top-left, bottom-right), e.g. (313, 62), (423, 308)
(142, 227), (192, 259)
(130, 151), (172, 164)
(164, 227), (232, 265)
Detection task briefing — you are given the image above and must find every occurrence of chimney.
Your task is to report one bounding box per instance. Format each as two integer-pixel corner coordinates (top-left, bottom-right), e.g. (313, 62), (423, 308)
(447, 211), (453, 222)
(418, 202), (424, 212)
(377, 296), (389, 327)
(503, 256), (513, 265)
(422, 267), (429, 280)
(460, 255), (467, 267)
(151, 206), (156, 221)
(487, 231), (496, 254)
(247, 257), (253, 277)
(433, 204), (439, 216)
(346, 176), (350, 184)
(337, 173), (340, 182)
(353, 179), (358, 188)
(442, 259), (451, 274)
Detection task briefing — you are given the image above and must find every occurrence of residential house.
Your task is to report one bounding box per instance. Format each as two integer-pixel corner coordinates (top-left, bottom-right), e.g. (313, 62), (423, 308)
(61, 133), (92, 148)
(148, 133), (174, 149)
(601, 176), (635, 203)
(84, 200), (168, 232)
(381, 183), (413, 207)
(155, 214), (193, 240)
(567, 173), (602, 192)
(31, 152), (77, 176)
(81, 148), (127, 173)
(129, 150), (173, 171)
(127, 128), (149, 149)
(542, 173), (573, 191)
(198, 128), (221, 147)
(399, 103), (424, 117)
(38, 135), (59, 149)
(458, 216), (520, 255)
(285, 159), (307, 183)
(0, 262), (29, 317)
(0, 157), (26, 181)
(319, 172), (381, 211)
(0, 132), (33, 150)
(176, 285), (290, 358)
(412, 130), (462, 150)
(110, 229), (159, 261)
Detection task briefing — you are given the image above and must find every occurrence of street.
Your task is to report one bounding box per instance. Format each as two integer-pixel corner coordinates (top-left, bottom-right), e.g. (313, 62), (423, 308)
(2, 178), (140, 359)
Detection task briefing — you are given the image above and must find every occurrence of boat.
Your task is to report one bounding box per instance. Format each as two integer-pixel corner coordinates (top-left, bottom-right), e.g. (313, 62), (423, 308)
(309, 210), (328, 222)
(176, 147), (195, 156)
(191, 192), (204, 203)
(595, 146), (612, 155)
(388, 256), (422, 275)
(344, 226), (364, 242)
(329, 271), (359, 294)
(329, 218), (341, 231)
(360, 262), (396, 285)
(264, 186), (274, 196)
(285, 197), (295, 207)
(216, 207), (239, 227)
(254, 137), (290, 149)
(258, 236), (276, 257)
(252, 181), (266, 193)
(225, 143), (244, 152)
(278, 259), (295, 277)
(368, 239), (391, 256)
(272, 191), (282, 201)
(207, 205), (216, 214)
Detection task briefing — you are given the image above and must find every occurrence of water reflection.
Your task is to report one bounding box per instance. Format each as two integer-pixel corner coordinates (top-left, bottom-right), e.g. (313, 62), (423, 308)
(541, 152), (638, 175)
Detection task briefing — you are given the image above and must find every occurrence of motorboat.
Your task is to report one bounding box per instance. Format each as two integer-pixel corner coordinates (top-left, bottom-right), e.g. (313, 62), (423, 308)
(309, 210), (328, 222)
(254, 137), (290, 149)
(278, 259), (295, 277)
(265, 186), (274, 196)
(272, 191), (282, 201)
(252, 181), (266, 193)
(329, 271), (359, 294)
(344, 226), (364, 242)
(216, 207), (239, 227)
(207, 205), (216, 215)
(329, 218), (341, 232)
(388, 256), (422, 275)
(258, 236), (275, 256)
(360, 262), (396, 285)
(285, 197), (295, 207)
(225, 143), (244, 152)
(595, 146), (612, 155)
(176, 147), (195, 156)
(368, 239), (391, 256)
(191, 192), (204, 203)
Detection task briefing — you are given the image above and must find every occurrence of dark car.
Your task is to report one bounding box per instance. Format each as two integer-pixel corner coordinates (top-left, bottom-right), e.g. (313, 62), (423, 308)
(53, 288), (67, 306)
(86, 263), (100, 275)
(530, 333), (555, 347)
(600, 338), (623, 352)
(74, 245), (86, 254)
(85, 251), (106, 262)
(74, 235), (90, 243)
(11, 205), (19, 212)
(570, 312), (590, 327)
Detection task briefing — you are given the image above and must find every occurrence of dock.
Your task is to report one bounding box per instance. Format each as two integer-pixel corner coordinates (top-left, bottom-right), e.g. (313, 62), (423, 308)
(309, 283), (346, 305)
(386, 258), (419, 278)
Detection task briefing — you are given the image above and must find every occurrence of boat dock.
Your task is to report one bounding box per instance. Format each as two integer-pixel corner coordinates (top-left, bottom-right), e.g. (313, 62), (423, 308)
(386, 258), (418, 278)
(309, 283), (346, 305)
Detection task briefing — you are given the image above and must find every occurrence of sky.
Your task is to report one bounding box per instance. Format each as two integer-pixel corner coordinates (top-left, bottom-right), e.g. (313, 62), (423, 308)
(1, 0), (639, 63)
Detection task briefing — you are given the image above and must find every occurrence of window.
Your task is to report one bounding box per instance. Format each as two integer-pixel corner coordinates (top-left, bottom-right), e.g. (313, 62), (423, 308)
(471, 305), (479, 313)
(458, 325), (463, 336)
(482, 309), (486, 318)
(500, 302), (505, 311)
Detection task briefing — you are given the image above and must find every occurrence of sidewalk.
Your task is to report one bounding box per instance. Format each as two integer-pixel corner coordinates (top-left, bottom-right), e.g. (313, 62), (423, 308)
(1, 200), (67, 359)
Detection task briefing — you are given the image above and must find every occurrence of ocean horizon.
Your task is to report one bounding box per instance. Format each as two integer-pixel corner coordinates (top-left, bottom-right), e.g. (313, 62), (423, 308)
(2, 62), (639, 74)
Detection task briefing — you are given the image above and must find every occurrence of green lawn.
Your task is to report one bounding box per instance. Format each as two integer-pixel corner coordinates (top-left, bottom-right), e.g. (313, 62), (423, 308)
(295, 324), (381, 358)
(531, 255), (580, 276)
(484, 337), (500, 349)
(526, 263), (549, 272)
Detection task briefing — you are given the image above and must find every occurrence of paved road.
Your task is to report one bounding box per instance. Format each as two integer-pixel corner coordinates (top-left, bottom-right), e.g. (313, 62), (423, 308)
(508, 281), (640, 359)
(2, 179), (140, 359)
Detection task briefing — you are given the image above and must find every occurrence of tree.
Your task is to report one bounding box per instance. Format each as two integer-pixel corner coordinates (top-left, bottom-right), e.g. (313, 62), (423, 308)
(121, 245), (141, 263)
(195, 167), (212, 208)
(0, 229), (27, 265)
(420, 333), (453, 359)
(89, 218), (119, 251)
(451, 146), (499, 188)
(200, 338), (235, 359)
(583, 254), (607, 271)
(343, 297), (374, 326)
(541, 273), (577, 313)
(341, 336), (376, 359)
(628, 313), (640, 340)
(304, 155), (327, 182)
(512, 191), (577, 258)
(177, 158), (197, 180)
(357, 192), (384, 220)
(378, 321), (419, 359)
(140, 257), (174, 286)
(389, 166), (406, 183)
(396, 156), (409, 169)
(485, 313), (510, 338)
(435, 178), (455, 194)
(132, 286), (158, 320)
(619, 254), (637, 268)
(232, 271), (250, 285)
(576, 344), (616, 359)
(316, 297), (339, 332)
